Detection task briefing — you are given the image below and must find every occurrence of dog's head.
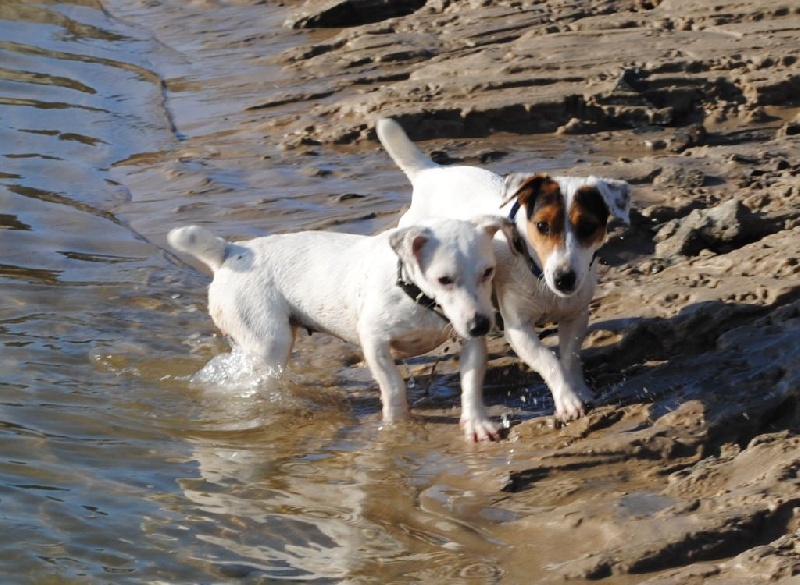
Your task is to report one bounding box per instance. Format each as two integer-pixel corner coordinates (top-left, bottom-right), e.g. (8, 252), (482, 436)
(389, 217), (512, 338)
(502, 173), (631, 297)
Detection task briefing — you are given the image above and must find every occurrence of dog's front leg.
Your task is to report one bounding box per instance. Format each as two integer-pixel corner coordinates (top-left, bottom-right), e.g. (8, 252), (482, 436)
(557, 309), (594, 406)
(361, 338), (410, 423)
(459, 336), (499, 442)
(503, 317), (587, 421)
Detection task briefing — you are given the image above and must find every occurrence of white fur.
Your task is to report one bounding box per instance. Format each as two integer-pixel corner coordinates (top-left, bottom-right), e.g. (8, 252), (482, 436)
(168, 218), (513, 441)
(376, 118), (631, 421)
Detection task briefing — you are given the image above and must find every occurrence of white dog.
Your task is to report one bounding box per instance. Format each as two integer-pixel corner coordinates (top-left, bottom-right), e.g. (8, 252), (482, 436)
(168, 218), (516, 441)
(376, 118), (631, 421)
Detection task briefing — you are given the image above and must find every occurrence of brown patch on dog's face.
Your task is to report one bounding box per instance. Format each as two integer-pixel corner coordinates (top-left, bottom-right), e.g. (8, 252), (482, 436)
(570, 186), (609, 247)
(512, 174), (558, 213)
(518, 176), (566, 265)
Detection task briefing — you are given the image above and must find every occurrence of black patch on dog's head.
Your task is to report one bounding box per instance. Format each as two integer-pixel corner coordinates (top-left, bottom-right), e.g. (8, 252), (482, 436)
(574, 186), (611, 223)
(512, 175), (563, 220)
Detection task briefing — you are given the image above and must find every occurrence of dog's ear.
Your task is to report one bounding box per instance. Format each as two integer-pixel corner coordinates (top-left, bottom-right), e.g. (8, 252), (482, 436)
(501, 173), (555, 211)
(594, 178), (631, 224)
(389, 226), (432, 267)
(472, 215), (520, 256)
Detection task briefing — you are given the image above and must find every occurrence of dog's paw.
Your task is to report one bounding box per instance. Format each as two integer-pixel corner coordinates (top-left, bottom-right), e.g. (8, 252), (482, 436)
(460, 416), (501, 442)
(553, 387), (592, 422)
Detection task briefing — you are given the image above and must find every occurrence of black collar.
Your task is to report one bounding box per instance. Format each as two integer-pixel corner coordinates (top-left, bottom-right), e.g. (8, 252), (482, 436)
(508, 202), (544, 280)
(396, 260), (450, 322)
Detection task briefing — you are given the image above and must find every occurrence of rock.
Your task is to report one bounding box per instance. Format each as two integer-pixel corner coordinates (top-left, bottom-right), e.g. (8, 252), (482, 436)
(286, 0), (426, 29)
(334, 193), (366, 202)
(556, 117), (599, 134)
(478, 149), (508, 163)
(665, 124), (707, 153)
(653, 165), (706, 189)
(645, 138), (667, 150)
(654, 199), (768, 258)
(569, 160), (664, 185)
(776, 114), (800, 138)
(429, 150), (462, 165)
(743, 72), (800, 107)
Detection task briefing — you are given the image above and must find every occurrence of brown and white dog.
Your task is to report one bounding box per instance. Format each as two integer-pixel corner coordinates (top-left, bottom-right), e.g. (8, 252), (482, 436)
(376, 118), (631, 422)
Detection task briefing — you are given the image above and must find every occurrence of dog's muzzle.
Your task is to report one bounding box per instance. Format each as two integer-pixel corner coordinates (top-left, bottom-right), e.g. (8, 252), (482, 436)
(554, 269), (577, 294)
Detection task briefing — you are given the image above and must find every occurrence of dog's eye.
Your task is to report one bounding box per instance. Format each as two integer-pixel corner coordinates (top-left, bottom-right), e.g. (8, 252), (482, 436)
(480, 267), (494, 282)
(536, 221), (550, 235)
(438, 276), (454, 287)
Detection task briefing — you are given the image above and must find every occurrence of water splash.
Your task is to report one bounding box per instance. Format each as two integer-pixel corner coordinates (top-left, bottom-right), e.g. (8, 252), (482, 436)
(191, 348), (284, 398)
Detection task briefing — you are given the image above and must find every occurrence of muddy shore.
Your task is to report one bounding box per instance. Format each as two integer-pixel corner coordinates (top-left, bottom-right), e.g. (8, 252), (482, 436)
(279, 1), (800, 581)
(136, 0), (799, 581)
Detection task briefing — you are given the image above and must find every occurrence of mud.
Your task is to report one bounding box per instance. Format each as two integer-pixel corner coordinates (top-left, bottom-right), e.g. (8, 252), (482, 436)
(269, 1), (800, 582)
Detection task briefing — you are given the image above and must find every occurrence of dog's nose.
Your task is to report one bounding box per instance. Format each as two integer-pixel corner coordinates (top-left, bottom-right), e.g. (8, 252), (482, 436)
(554, 270), (577, 293)
(467, 314), (492, 337)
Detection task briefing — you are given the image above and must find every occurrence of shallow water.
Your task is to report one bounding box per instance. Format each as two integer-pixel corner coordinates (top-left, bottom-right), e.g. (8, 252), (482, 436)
(0, 1), (606, 582)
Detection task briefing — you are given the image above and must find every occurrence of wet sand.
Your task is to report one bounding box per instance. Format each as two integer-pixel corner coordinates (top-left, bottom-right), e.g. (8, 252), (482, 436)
(269, 1), (799, 581)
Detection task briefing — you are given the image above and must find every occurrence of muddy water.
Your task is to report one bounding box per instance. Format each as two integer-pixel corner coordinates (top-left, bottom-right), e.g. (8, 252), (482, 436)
(0, 1), (610, 582)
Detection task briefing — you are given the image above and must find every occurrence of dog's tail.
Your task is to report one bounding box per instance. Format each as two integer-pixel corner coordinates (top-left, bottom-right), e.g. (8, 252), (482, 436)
(168, 225), (228, 271)
(376, 118), (438, 180)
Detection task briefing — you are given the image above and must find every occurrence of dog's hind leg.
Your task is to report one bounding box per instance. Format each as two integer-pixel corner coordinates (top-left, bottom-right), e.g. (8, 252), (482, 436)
(231, 314), (295, 374)
(256, 327), (294, 373)
(360, 337), (410, 423)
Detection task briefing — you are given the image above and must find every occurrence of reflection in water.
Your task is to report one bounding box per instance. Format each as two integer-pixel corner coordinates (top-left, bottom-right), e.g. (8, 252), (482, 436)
(178, 408), (399, 581)
(175, 395), (508, 583)
(178, 354), (460, 580)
